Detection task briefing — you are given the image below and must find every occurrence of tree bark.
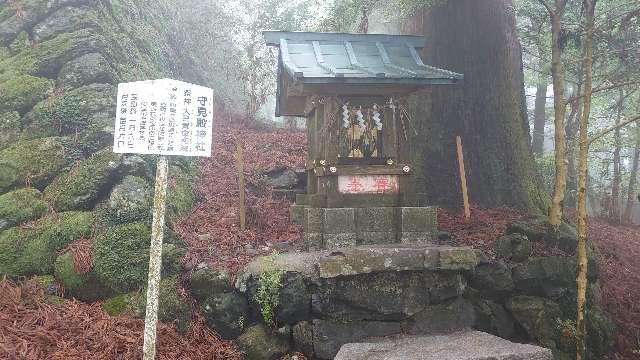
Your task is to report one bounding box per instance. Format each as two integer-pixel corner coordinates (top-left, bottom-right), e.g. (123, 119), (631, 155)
(624, 122), (640, 223)
(576, 1), (596, 359)
(611, 90), (624, 224)
(547, 0), (569, 228)
(532, 82), (548, 156)
(408, 0), (547, 212)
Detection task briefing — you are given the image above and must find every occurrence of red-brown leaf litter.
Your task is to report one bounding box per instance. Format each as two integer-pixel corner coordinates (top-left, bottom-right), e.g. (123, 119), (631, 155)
(0, 278), (242, 360)
(0, 124), (638, 359)
(174, 124), (307, 275)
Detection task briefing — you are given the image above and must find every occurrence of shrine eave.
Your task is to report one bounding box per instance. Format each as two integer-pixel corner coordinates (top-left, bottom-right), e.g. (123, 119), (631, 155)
(264, 31), (463, 83)
(264, 30), (463, 116)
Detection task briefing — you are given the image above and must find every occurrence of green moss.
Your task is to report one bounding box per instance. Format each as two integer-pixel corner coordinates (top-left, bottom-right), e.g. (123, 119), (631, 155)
(161, 243), (186, 276)
(23, 84), (116, 143)
(0, 74), (52, 113)
(133, 275), (191, 333)
(0, 136), (81, 192)
(30, 274), (56, 288)
(103, 176), (152, 225)
(166, 164), (196, 223)
(44, 149), (122, 211)
(190, 268), (231, 302)
(254, 252), (284, 327)
(0, 188), (48, 231)
(0, 29), (101, 82)
(8, 31), (30, 54)
(92, 222), (151, 292)
(102, 293), (133, 316)
(0, 211), (93, 276)
(53, 252), (111, 301)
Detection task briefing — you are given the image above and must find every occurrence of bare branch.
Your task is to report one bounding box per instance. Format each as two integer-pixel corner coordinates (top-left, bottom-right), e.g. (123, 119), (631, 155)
(589, 114), (640, 144)
(536, 0), (553, 14)
(566, 80), (640, 104)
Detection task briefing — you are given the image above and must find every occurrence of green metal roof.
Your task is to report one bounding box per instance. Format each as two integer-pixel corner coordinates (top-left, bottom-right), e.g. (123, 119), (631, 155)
(263, 31), (463, 116)
(264, 31), (463, 84)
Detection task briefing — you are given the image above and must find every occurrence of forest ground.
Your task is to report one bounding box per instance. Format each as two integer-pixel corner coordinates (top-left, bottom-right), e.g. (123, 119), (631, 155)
(0, 124), (638, 359)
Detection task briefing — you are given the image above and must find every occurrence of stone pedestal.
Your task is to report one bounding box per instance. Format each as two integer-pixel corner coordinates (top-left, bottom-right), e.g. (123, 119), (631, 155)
(295, 206), (437, 250)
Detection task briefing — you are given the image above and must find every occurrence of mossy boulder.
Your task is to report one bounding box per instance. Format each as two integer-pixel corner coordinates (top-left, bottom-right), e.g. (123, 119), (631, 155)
(92, 222), (151, 292)
(44, 148), (123, 211)
(190, 267), (232, 302)
(512, 256), (598, 298)
(161, 243), (186, 275)
(103, 176), (152, 225)
(506, 216), (577, 253)
(0, 74), (53, 113)
(0, 29), (102, 80)
(468, 262), (515, 298)
(470, 298), (515, 339)
(0, 211), (93, 276)
(8, 31), (30, 54)
(23, 83), (116, 145)
(57, 52), (116, 88)
(166, 164), (197, 223)
(32, 6), (95, 43)
(102, 293), (134, 316)
(0, 188), (48, 231)
(506, 295), (562, 349)
(236, 324), (290, 360)
(0, 110), (21, 149)
(0, 136), (81, 192)
(495, 233), (530, 262)
(133, 275), (192, 333)
(53, 251), (111, 301)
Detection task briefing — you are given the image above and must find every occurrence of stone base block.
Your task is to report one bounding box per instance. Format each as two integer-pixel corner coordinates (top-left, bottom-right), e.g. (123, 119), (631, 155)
(299, 206), (437, 250)
(323, 233), (356, 249)
(290, 204), (306, 225)
(334, 330), (553, 360)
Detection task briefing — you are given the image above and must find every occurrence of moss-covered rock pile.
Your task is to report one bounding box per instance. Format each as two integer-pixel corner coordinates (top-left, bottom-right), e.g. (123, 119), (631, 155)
(0, 0), (200, 330)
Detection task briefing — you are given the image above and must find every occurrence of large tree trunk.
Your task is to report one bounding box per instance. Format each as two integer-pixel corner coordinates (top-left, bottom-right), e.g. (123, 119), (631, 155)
(532, 82), (548, 156)
(407, 0), (547, 212)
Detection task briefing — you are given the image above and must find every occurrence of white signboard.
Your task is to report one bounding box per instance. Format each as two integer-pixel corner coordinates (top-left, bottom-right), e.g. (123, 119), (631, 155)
(113, 79), (214, 157)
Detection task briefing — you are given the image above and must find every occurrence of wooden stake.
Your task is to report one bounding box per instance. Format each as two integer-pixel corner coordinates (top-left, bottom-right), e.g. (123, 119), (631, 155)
(236, 143), (246, 230)
(142, 155), (168, 360)
(456, 136), (470, 220)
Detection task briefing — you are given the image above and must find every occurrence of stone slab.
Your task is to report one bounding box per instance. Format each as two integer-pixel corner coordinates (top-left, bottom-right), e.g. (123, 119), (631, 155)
(236, 245), (481, 288)
(334, 330), (553, 360)
(317, 245), (428, 278)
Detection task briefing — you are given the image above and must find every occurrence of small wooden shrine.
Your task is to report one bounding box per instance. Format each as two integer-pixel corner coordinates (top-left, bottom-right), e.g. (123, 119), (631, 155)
(264, 31), (463, 249)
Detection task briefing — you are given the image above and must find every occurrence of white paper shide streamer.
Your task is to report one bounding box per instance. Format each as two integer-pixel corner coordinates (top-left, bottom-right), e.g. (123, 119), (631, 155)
(356, 108), (365, 132)
(342, 104), (350, 128)
(372, 104), (382, 130)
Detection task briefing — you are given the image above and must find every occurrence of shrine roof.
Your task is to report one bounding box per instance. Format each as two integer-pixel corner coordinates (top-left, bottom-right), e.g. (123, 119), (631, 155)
(264, 31), (463, 85)
(264, 31), (463, 116)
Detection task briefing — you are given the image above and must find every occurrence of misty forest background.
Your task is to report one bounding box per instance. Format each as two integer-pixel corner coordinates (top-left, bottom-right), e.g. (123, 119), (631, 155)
(175, 0), (640, 223)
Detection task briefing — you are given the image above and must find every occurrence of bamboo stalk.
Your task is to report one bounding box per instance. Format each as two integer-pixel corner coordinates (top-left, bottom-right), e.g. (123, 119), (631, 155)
(456, 136), (470, 220)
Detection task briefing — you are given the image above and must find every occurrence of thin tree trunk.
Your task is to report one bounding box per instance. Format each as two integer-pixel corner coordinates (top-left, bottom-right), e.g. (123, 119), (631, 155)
(532, 81), (548, 155)
(576, 1), (596, 359)
(624, 122), (640, 223)
(547, 0), (569, 227)
(611, 90), (624, 224)
(566, 83), (583, 208)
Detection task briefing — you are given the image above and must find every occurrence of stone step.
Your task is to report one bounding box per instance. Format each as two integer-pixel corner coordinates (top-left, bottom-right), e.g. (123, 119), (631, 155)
(334, 330), (553, 360)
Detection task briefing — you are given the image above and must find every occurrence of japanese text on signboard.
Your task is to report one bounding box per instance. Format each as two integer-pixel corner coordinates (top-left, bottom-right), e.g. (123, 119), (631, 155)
(113, 79), (213, 157)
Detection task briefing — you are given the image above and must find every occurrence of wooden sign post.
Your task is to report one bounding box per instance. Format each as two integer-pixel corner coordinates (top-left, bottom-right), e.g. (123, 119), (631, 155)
(112, 79), (214, 360)
(456, 136), (470, 220)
